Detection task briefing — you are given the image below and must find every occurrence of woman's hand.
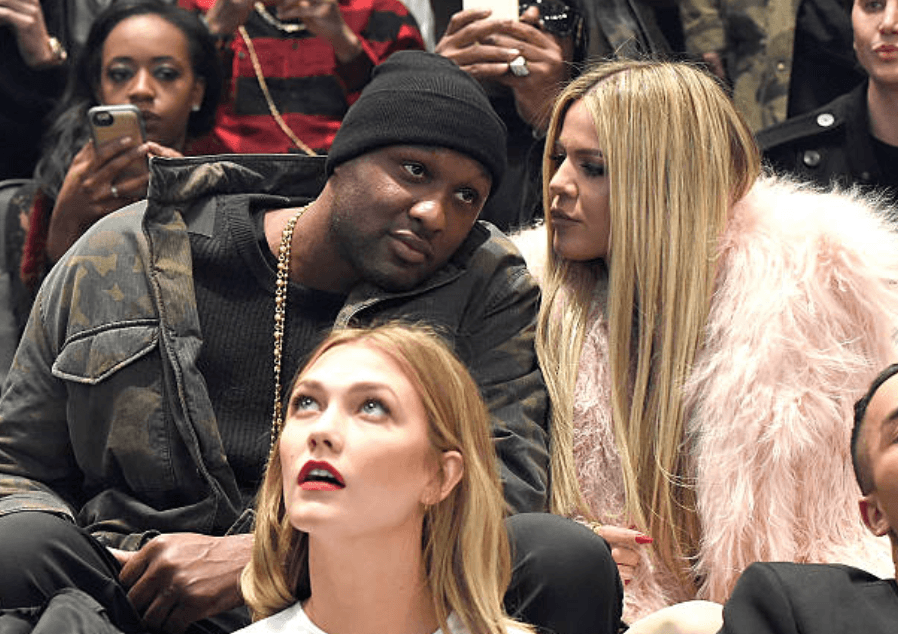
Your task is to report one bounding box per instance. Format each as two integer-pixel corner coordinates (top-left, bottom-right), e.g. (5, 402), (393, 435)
(47, 137), (181, 261)
(593, 525), (653, 586)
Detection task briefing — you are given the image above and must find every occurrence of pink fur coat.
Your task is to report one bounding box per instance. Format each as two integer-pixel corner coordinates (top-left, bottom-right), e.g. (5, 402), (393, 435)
(512, 177), (898, 622)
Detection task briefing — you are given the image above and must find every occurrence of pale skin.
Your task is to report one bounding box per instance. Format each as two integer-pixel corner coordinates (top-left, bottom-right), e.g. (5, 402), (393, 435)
(282, 343), (463, 634)
(435, 7), (572, 133)
(0, 0), (61, 67)
(852, 0), (898, 146)
(204, 0), (362, 63)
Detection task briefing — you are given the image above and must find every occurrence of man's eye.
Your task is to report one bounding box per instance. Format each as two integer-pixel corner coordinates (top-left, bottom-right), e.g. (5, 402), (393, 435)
(455, 188), (479, 205)
(403, 162), (426, 177)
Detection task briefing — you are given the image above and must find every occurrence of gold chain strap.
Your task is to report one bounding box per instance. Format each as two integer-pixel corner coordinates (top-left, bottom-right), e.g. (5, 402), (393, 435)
(237, 25), (317, 156)
(270, 203), (312, 458)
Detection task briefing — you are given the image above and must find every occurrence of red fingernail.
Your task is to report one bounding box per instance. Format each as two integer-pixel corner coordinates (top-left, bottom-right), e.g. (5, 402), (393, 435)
(624, 579), (631, 586)
(635, 535), (653, 544)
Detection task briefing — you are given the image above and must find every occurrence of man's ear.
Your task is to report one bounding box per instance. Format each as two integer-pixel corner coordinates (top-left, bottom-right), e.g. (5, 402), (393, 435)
(860, 493), (891, 537)
(421, 450), (463, 506)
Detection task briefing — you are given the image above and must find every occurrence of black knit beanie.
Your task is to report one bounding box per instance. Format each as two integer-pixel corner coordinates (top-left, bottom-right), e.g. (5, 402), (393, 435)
(326, 50), (508, 191)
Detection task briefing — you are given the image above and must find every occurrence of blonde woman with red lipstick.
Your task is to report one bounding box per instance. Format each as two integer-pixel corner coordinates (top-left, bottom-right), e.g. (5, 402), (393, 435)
(512, 59), (898, 626)
(239, 323), (532, 634)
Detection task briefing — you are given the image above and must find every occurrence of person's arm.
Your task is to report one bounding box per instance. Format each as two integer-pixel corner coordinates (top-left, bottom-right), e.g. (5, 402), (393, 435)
(0, 262), (82, 521)
(459, 229), (549, 513)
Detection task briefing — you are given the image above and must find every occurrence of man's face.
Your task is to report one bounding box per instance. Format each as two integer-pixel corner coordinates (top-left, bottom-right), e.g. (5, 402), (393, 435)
(859, 373), (898, 541)
(327, 145), (492, 292)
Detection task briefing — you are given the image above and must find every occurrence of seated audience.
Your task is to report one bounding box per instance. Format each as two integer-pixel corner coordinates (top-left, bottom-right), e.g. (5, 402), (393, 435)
(238, 323), (532, 634)
(718, 362), (898, 634)
(434, 0), (588, 232)
(758, 0), (898, 205)
(4, 0), (222, 331)
(0, 50), (621, 634)
(512, 58), (898, 624)
(180, 0), (423, 155)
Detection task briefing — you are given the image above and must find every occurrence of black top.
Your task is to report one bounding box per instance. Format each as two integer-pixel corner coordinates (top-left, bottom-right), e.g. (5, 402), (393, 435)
(192, 195), (344, 503)
(757, 82), (898, 206)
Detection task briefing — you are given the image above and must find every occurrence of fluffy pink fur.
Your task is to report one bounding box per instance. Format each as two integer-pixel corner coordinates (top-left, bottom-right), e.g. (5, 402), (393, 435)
(513, 177), (898, 622)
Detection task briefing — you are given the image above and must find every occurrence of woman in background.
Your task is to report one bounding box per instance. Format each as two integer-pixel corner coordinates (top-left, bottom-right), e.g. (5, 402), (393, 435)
(513, 58), (898, 624)
(239, 323), (532, 634)
(5, 0), (221, 329)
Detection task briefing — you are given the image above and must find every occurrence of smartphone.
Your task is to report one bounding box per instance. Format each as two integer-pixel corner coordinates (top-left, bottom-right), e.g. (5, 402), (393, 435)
(88, 105), (148, 181)
(463, 0), (518, 20)
(88, 104), (146, 147)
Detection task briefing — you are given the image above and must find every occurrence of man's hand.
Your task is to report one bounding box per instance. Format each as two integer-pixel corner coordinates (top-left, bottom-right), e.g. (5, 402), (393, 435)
(112, 533), (253, 634)
(0, 0), (59, 68)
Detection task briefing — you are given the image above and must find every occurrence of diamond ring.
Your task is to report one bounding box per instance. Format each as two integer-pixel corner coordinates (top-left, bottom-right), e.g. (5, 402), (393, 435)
(508, 55), (530, 77)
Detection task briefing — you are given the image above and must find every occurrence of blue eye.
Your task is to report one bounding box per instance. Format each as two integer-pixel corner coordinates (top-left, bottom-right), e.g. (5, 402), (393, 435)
(291, 394), (319, 412)
(360, 398), (388, 417)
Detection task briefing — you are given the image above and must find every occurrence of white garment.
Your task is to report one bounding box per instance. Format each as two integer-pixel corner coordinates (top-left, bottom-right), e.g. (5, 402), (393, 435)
(235, 603), (528, 634)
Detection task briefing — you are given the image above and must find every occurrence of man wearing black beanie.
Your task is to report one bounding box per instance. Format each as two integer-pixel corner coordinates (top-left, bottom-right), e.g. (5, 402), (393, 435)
(0, 50), (621, 634)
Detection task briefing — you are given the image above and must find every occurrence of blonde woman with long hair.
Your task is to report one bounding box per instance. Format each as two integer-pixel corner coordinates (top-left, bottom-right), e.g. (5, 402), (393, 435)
(238, 323), (532, 634)
(513, 59), (898, 624)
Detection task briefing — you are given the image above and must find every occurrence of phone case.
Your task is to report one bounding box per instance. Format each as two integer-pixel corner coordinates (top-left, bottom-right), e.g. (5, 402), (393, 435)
(88, 105), (146, 146)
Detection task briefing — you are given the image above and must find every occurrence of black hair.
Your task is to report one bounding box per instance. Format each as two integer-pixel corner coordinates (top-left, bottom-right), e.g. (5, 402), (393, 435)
(852, 363), (898, 494)
(34, 0), (222, 197)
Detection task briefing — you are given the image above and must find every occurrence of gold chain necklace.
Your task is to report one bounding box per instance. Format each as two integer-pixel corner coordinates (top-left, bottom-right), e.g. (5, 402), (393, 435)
(236, 24), (316, 155)
(253, 2), (306, 33)
(270, 202), (312, 457)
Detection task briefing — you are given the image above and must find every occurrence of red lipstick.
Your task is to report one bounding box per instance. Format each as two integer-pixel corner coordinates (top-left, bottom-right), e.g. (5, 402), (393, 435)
(298, 460), (345, 491)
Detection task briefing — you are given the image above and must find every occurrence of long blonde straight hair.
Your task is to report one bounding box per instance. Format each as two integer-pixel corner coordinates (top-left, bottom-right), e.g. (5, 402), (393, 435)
(241, 323), (529, 634)
(539, 60), (761, 589)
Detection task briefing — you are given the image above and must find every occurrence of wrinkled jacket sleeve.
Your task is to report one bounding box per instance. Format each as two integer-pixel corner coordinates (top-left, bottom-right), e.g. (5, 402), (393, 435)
(0, 257), (81, 521)
(457, 232), (550, 514)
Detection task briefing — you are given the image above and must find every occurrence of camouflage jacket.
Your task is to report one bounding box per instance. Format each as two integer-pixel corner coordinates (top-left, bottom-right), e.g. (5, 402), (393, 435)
(680, 0), (802, 131)
(0, 154), (549, 549)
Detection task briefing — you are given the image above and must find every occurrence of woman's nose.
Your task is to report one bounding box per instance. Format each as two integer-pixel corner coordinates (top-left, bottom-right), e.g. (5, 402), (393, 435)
(128, 69), (155, 102)
(306, 411), (343, 453)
